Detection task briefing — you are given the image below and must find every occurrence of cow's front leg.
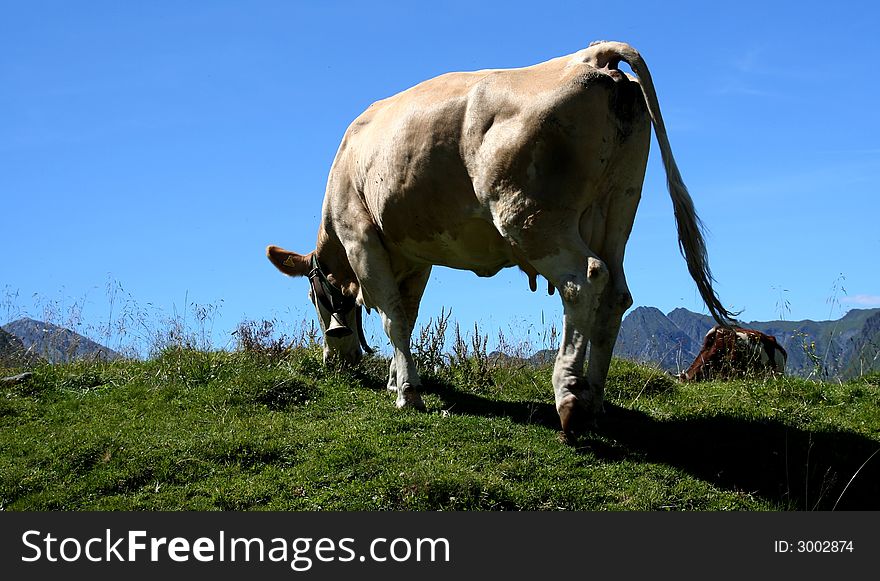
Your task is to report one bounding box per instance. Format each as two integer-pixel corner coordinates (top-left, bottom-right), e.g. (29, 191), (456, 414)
(386, 361), (398, 393)
(383, 268), (431, 400)
(377, 309), (424, 410)
(342, 224), (426, 411)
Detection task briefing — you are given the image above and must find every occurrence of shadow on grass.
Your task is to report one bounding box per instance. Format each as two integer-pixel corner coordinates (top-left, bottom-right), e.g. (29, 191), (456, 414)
(421, 379), (880, 511)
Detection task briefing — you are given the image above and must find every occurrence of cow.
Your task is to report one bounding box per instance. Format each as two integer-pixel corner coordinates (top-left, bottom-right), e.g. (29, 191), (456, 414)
(678, 325), (787, 382)
(266, 41), (735, 438)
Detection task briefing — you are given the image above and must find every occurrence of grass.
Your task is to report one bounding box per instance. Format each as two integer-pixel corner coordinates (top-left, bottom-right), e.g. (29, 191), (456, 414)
(2, 342), (879, 511)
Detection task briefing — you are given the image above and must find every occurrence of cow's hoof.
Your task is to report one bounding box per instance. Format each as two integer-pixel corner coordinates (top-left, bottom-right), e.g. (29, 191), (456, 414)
(395, 383), (426, 411)
(557, 394), (597, 442)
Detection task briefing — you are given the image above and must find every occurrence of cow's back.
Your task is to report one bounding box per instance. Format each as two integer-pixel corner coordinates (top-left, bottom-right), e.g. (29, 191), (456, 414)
(325, 52), (649, 273)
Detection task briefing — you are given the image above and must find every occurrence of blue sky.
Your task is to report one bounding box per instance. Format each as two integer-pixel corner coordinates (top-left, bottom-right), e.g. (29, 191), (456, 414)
(2, 1), (878, 354)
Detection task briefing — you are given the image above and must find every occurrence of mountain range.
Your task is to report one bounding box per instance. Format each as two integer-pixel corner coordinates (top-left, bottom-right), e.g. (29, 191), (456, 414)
(614, 306), (880, 379)
(3, 307), (879, 380)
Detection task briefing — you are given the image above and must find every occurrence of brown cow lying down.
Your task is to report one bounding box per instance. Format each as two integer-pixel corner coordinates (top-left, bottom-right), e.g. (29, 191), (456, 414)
(678, 325), (787, 382)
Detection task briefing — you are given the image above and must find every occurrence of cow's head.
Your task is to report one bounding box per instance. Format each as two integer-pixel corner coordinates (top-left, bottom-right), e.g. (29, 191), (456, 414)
(266, 245), (365, 365)
(677, 325), (724, 382)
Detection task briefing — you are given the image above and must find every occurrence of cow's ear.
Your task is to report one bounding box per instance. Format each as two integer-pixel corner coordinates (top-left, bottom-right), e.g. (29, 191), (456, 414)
(266, 245), (313, 277)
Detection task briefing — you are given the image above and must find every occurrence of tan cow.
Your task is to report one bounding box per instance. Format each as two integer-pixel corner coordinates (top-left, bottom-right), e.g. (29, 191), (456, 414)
(267, 41), (735, 437)
(678, 325), (787, 382)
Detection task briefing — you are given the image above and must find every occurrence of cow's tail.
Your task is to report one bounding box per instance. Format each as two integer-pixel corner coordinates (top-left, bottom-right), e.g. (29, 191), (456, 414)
(585, 41), (737, 326)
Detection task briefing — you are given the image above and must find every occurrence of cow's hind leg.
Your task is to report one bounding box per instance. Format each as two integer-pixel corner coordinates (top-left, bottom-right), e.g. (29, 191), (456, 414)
(582, 158), (648, 418)
(582, 203), (639, 418)
(584, 262), (632, 416)
(529, 243), (609, 437)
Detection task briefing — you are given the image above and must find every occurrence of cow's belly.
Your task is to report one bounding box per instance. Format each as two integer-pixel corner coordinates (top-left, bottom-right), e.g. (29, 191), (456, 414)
(391, 217), (514, 276)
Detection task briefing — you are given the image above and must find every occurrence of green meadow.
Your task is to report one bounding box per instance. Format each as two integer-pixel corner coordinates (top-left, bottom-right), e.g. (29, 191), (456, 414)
(2, 330), (878, 511)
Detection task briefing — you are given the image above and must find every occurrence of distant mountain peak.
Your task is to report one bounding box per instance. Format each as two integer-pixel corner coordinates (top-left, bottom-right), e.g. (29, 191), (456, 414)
(1, 318), (120, 364)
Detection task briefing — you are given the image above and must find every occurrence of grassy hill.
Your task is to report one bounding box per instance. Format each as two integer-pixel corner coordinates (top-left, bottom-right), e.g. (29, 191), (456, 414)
(2, 344), (879, 511)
